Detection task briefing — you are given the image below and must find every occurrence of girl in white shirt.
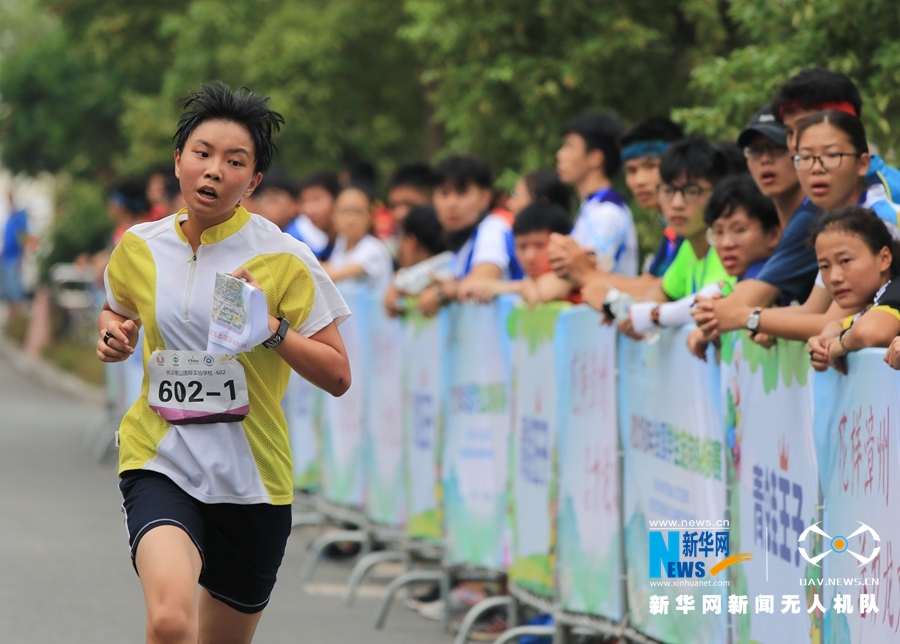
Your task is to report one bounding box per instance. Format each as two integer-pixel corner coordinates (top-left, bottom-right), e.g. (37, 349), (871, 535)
(323, 184), (394, 292)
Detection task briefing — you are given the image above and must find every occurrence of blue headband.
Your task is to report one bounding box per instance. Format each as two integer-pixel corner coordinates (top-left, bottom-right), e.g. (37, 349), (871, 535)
(621, 140), (670, 162)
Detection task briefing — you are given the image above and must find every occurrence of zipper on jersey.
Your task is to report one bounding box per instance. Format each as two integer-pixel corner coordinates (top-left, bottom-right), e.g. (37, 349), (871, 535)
(183, 250), (198, 321)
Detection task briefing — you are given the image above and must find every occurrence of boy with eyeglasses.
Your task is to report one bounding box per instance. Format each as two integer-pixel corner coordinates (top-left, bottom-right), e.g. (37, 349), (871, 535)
(690, 108), (823, 339)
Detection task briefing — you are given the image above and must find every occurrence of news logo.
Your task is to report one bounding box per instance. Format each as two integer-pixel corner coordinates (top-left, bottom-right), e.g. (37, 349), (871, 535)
(798, 521), (880, 567)
(649, 526), (751, 578)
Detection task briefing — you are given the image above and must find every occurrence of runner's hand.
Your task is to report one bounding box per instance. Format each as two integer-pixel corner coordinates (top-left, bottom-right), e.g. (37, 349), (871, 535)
(97, 319), (139, 363)
(231, 266), (262, 291)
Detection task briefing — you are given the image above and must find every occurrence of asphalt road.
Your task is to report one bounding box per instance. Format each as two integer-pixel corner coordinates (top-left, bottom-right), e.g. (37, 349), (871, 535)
(0, 352), (454, 643)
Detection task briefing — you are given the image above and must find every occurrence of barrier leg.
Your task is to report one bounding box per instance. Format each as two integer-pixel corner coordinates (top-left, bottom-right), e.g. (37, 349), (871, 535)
(493, 626), (557, 644)
(373, 570), (448, 630)
(344, 550), (411, 606)
(451, 596), (513, 644)
(299, 530), (370, 585)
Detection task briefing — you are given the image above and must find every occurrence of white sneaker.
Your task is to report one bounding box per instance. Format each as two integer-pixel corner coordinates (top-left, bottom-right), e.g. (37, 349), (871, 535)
(417, 599), (445, 621)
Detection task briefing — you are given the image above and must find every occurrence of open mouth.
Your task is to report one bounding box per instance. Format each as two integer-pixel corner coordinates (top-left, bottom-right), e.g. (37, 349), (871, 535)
(810, 181), (830, 195)
(197, 186), (218, 202)
(760, 171), (776, 184)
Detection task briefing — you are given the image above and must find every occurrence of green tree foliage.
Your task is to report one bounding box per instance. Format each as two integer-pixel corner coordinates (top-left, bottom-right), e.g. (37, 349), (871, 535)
(119, 0), (427, 178)
(675, 0), (900, 156)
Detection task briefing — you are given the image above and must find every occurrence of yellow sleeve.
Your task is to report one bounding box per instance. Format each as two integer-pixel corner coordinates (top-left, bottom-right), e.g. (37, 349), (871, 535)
(104, 233), (140, 318)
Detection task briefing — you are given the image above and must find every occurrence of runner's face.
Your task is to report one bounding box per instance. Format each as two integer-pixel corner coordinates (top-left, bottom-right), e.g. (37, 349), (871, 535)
(175, 119), (261, 224)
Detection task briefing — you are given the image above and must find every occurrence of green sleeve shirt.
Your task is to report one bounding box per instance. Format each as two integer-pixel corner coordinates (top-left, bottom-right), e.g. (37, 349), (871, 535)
(661, 242), (734, 301)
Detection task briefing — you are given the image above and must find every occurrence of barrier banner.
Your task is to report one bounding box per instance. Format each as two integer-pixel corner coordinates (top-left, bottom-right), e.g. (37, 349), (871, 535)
(320, 285), (367, 508)
(442, 298), (515, 568)
(363, 292), (406, 526)
(402, 307), (445, 544)
(555, 309), (622, 617)
(720, 332), (818, 643)
(507, 302), (569, 597)
(814, 350), (900, 644)
(619, 328), (727, 644)
(284, 371), (321, 491)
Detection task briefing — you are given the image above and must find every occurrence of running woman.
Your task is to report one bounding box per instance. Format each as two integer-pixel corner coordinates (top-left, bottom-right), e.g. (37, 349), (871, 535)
(96, 82), (351, 644)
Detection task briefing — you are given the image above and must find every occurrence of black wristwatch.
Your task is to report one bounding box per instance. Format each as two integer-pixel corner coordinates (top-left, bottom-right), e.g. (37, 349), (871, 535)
(262, 317), (290, 349)
(746, 308), (762, 337)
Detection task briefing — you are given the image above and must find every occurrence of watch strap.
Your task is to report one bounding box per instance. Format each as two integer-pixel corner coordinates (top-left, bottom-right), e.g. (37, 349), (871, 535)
(262, 317), (290, 349)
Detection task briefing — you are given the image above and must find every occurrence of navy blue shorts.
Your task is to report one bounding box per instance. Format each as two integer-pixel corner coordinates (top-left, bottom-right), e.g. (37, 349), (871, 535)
(118, 470), (292, 614)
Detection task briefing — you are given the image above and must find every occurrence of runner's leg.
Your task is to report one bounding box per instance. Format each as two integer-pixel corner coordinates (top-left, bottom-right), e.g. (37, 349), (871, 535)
(198, 589), (263, 644)
(135, 525), (203, 644)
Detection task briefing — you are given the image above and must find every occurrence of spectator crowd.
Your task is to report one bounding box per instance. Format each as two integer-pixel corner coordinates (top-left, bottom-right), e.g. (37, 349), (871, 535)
(230, 67), (900, 376)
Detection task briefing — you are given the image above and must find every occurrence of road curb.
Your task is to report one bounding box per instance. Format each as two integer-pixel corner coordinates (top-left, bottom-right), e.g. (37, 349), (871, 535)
(0, 335), (105, 405)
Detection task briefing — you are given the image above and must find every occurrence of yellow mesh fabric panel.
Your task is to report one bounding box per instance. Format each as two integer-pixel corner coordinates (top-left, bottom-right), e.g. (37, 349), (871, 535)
(110, 235), (173, 473)
(237, 253), (317, 503)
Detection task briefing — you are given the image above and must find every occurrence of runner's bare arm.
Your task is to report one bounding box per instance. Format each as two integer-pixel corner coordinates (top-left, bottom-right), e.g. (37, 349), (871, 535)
(271, 320), (351, 397)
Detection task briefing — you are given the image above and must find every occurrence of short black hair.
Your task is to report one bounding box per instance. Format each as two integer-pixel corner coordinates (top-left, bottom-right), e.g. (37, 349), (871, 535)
(513, 202), (573, 237)
(434, 154), (493, 192)
(343, 159), (377, 186)
(400, 205), (446, 256)
(619, 117), (684, 148)
(109, 178), (150, 216)
(174, 81), (284, 174)
(562, 112), (626, 178)
(522, 170), (572, 212)
(299, 170), (341, 199)
(704, 174), (780, 232)
(795, 110), (869, 155)
(770, 68), (862, 123)
(255, 168), (299, 198)
(388, 163), (436, 193)
(810, 206), (900, 277)
(659, 137), (732, 187)
(715, 140), (749, 175)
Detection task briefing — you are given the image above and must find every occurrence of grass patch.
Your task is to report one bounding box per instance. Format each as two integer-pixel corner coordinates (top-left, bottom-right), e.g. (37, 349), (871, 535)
(43, 341), (105, 385)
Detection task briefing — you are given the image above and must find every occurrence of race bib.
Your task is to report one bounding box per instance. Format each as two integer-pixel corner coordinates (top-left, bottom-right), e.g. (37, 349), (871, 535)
(147, 350), (249, 425)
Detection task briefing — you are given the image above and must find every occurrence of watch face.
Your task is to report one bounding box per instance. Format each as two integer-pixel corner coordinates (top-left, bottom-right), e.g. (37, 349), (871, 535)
(747, 312), (760, 330)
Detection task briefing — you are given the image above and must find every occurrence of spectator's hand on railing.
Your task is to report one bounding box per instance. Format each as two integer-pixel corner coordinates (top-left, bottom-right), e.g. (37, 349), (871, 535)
(520, 278), (541, 308)
(825, 335), (849, 376)
(617, 314), (644, 340)
(97, 318), (139, 363)
(687, 326), (712, 362)
(458, 278), (499, 304)
(884, 336), (900, 370)
(383, 285), (405, 318)
(750, 332), (776, 349)
(691, 294), (722, 337)
(807, 333), (834, 373)
(548, 234), (598, 286)
(417, 283), (445, 318)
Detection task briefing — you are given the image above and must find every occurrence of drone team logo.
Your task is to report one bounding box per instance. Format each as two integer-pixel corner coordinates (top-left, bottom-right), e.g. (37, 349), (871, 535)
(798, 521), (880, 567)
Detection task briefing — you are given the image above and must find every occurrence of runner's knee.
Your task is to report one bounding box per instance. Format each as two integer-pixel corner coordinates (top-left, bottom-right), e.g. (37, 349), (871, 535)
(146, 599), (197, 644)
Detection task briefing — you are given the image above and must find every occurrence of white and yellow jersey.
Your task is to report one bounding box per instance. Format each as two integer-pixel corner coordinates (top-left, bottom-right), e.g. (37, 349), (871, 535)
(105, 206), (350, 505)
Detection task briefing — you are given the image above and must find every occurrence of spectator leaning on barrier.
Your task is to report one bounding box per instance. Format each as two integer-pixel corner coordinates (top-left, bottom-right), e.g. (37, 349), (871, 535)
(461, 202), (574, 303)
(682, 175), (783, 360)
(383, 205), (451, 317)
(97, 81), (351, 644)
(323, 184), (394, 292)
(691, 107), (820, 343)
(807, 207), (900, 374)
(506, 169), (572, 217)
(416, 154), (522, 317)
(556, 112), (637, 275)
(620, 117), (686, 278)
(699, 110), (900, 344)
(1, 190), (29, 312)
(298, 170), (341, 261)
(614, 138), (734, 337)
(387, 163), (435, 224)
(771, 67), (900, 199)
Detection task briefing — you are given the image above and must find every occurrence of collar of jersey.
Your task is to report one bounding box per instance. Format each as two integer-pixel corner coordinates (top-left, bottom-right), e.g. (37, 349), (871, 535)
(174, 205), (251, 246)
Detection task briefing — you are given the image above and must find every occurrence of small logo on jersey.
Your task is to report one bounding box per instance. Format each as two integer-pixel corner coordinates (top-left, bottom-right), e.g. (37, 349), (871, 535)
(204, 355), (214, 366)
(156, 355), (165, 365)
(172, 355), (180, 365)
(187, 355), (201, 365)
(219, 355), (235, 364)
